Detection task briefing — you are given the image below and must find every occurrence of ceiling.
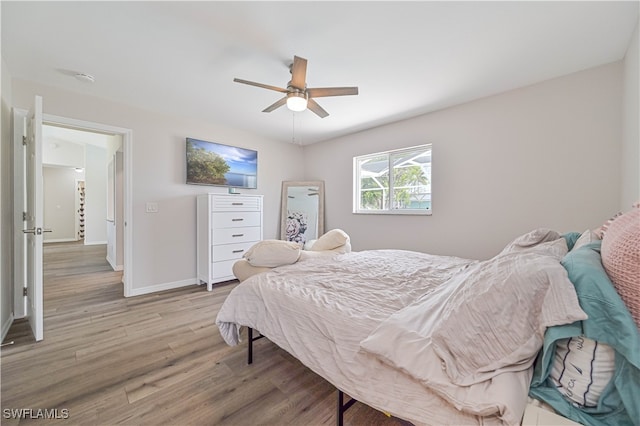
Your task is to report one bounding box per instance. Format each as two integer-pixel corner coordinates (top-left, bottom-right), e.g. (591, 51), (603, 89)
(2, 1), (638, 145)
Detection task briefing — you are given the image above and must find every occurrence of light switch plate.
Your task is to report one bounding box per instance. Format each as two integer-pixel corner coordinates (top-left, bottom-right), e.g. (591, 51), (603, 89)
(145, 202), (158, 213)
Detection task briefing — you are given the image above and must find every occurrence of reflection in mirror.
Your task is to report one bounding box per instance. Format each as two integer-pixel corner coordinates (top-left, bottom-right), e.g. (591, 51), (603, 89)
(280, 181), (325, 246)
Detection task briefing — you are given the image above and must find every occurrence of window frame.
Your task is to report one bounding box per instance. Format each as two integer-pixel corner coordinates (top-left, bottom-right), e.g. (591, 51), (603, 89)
(353, 144), (432, 216)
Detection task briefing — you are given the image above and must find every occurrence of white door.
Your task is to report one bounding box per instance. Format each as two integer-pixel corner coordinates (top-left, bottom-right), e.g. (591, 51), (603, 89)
(23, 95), (45, 341)
(12, 108), (27, 319)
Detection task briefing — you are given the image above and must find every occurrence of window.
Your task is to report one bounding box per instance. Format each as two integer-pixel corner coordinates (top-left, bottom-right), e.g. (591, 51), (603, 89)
(354, 144), (431, 215)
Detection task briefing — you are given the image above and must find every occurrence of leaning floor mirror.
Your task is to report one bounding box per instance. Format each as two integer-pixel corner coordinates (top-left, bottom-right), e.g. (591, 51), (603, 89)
(280, 181), (325, 247)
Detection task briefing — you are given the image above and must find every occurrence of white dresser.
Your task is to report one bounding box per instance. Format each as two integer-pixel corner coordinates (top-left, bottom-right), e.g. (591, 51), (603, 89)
(196, 193), (263, 291)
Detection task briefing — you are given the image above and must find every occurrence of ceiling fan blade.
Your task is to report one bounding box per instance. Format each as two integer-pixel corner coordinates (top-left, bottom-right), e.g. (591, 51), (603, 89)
(306, 87), (359, 98)
(307, 99), (329, 118)
(262, 96), (287, 113)
(290, 56), (307, 90)
(234, 78), (288, 93)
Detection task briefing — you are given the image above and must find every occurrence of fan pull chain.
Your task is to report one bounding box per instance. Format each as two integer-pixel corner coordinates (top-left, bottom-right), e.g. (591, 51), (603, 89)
(291, 111), (297, 144)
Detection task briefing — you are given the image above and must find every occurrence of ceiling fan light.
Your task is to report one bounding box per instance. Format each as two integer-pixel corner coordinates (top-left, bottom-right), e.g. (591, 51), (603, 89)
(286, 92), (308, 112)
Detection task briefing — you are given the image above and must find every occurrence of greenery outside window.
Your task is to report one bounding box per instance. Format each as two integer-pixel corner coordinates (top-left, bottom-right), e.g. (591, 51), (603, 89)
(353, 144), (431, 215)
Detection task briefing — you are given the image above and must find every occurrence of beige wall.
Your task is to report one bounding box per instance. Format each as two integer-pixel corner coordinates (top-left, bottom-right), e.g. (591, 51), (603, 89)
(1, 58), (14, 338)
(83, 144), (108, 245)
(304, 62), (625, 260)
(11, 80), (305, 293)
(43, 167), (78, 242)
(621, 20), (640, 210)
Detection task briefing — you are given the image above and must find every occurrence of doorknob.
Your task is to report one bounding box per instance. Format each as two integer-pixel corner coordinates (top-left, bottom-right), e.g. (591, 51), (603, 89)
(22, 228), (52, 235)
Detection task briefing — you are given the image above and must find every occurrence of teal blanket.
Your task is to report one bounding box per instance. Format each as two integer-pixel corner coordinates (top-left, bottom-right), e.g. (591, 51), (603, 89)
(529, 241), (640, 426)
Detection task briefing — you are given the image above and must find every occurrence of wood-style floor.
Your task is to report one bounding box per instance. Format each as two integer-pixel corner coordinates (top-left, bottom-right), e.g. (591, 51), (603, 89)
(1, 242), (403, 425)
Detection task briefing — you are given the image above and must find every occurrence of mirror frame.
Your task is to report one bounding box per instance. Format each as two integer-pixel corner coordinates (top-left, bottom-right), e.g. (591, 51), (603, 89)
(280, 180), (325, 244)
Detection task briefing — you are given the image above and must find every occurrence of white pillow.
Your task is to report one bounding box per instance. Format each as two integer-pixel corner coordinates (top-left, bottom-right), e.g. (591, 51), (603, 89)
(572, 229), (601, 251)
(310, 229), (350, 251)
(298, 250), (336, 261)
(303, 239), (318, 250)
(550, 335), (615, 408)
(243, 240), (301, 267)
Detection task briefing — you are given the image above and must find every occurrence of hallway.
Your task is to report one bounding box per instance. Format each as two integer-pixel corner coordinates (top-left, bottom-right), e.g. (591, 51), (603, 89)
(5, 242), (122, 344)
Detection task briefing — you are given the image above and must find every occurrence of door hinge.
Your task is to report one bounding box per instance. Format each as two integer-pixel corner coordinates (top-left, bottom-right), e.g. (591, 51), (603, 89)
(23, 211), (27, 221)
(22, 135), (27, 146)
(23, 287), (27, 297)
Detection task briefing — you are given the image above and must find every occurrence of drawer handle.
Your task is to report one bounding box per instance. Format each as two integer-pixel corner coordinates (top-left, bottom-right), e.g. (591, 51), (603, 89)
(232, 234), (244, 237)
(231, 218), (244, 222)
(232, 249), (244, 254)
(231, 202), (244, 206)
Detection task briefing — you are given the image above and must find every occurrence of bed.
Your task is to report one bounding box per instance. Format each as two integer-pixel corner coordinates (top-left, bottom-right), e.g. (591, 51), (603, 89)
(216, 207), (640, 425)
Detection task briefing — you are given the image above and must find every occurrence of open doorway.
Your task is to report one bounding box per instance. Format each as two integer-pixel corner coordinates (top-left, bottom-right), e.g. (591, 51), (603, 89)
(12, 103), (133, 343)
(43, 114), (133, 297)
(42, 124), (124, 271)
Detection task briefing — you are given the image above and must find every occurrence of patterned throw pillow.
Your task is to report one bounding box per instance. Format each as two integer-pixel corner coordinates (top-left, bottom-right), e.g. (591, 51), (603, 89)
(550, 335), (615, 408)
(601, 205), (640, 329)
(595, 212), (623, 239)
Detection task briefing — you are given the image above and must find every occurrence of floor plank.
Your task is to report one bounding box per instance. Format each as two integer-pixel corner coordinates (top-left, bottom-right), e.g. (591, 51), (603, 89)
(1, 241), (405, 425)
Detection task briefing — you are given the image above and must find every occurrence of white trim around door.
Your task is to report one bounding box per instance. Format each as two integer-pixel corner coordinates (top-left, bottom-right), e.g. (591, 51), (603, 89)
(42, 114), (134, 297)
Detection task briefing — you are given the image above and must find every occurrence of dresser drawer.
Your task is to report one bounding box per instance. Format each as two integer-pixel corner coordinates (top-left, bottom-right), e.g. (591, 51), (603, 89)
(212, 241), (254, 262)
(212, 226), (261, 245)
(212, 259), (236, 280)
(212, 211), (261, 229)
(212, 195), (261, 211)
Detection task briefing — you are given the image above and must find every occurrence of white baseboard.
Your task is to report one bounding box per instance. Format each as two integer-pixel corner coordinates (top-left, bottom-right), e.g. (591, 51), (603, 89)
(106, 256), (124, 272)
(127, 278), (200, 297)
(84, 240), (108, 246)
(1, 313), (14, 343)
(44, 238), (77, 243)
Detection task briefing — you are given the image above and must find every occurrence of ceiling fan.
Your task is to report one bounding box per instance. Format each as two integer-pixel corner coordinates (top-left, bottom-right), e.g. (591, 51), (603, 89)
(233, 55), (358, 118)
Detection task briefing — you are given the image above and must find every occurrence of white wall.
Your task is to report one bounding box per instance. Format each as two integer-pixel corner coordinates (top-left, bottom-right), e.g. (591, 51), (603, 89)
(43, 166), (77, 242)
(304, 62), (624, 260)
(1, 58), (14, 339)
(11, 79), (305, 293)
(621, 20), (640, 210)
(84, 144), (107, 245)
(42, 137), (84, 168)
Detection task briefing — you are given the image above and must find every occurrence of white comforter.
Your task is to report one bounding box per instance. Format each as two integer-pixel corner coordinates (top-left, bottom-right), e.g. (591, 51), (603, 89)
(216, 249), (548, 425)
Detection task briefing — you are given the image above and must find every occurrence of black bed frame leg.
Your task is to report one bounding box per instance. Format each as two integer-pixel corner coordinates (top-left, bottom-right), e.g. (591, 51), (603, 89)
(247, 327), (265, 365)
(337, 390), (357, 426)
(337, 390), (343, 426)
(247, 327), (254, 365)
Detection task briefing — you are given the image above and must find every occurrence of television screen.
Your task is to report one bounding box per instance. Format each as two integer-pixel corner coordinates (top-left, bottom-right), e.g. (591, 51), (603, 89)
(186, 138), (257, 188)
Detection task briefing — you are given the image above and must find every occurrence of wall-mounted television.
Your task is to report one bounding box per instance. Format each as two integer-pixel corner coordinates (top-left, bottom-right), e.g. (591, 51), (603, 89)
(186, 138), (257, 189)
